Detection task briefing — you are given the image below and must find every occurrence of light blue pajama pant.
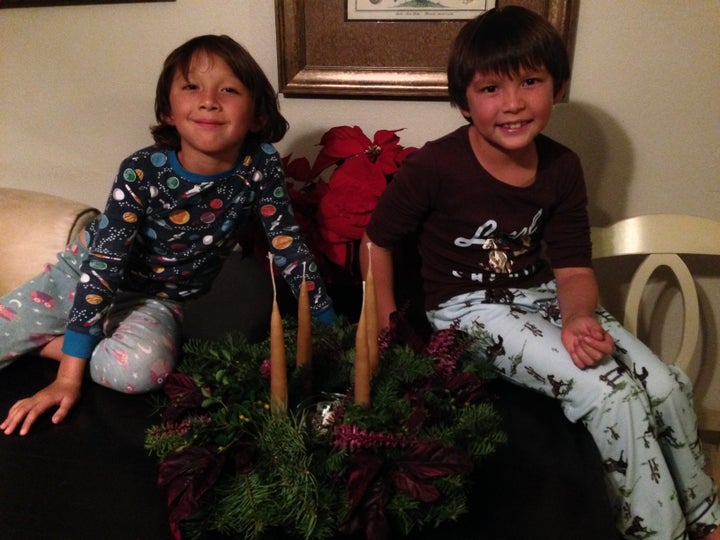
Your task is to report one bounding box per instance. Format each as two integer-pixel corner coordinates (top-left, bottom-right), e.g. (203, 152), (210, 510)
(427, 281), (720, 540)
(0, 235), (182, 394)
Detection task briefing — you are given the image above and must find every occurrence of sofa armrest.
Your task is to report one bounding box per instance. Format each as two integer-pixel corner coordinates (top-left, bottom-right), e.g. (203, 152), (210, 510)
(0, 188), (99, 296)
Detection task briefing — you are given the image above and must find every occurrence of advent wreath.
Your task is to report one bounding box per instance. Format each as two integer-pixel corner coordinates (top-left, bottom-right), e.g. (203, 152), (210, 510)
(145, 316), (507, 540)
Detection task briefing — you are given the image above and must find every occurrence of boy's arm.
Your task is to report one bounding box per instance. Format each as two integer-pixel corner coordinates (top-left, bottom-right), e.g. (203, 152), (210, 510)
(360, 233), (396, 330)
(1, 354), (86, 436)
(553, 266), (614, 369)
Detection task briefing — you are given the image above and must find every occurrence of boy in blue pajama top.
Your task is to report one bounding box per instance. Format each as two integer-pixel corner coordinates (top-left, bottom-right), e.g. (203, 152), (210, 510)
(0, 35), (335, 436)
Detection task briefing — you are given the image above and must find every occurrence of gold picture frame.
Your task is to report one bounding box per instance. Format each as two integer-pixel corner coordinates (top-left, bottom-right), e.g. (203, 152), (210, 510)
(275, 0), (577, 99)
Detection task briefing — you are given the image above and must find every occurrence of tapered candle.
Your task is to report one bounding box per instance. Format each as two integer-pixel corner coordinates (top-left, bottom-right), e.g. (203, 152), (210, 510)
(268, 254), (287, 412)
(296, 262), (312, 369)
(365, 243), (379, 372)
(354, 282), (371, 406)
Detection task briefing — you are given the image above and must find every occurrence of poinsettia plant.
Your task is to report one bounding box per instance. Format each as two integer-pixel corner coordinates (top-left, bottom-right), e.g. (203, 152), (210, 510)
(282, 126), (416, 284)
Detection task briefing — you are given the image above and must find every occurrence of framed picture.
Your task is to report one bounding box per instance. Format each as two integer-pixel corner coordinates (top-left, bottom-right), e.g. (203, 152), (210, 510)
(275, 0), (577, 99)
(346, 0), (495, 21)
(0, 0), (171, 7)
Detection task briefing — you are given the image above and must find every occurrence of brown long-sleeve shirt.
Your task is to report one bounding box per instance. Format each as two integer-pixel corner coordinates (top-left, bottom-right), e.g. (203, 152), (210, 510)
(366, 126), (592, 310)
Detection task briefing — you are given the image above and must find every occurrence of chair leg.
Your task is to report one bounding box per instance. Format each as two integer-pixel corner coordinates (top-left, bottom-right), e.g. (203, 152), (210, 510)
(699, 408), (720, 487)
(701, 438), (720, 488)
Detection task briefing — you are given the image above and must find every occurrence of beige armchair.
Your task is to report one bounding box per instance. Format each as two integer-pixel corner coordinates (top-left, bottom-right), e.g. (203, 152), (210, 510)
(0, 188), (100, 297)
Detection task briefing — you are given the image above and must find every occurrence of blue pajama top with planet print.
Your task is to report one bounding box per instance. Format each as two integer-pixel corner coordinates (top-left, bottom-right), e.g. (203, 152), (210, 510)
(62, 140), (333, 359)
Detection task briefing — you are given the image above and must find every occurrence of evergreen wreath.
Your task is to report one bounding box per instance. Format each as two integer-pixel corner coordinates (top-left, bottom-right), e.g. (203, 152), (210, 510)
(145, 316), (507, 540)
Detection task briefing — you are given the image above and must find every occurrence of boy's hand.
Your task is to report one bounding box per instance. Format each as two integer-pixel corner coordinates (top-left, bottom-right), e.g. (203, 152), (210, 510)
(1, 376), (82, 436)
(1, 354), (86, 436)
(561, 315), (615, 370)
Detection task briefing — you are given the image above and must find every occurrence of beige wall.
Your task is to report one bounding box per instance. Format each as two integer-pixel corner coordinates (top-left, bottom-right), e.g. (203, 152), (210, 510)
(1, 0), (719, 407)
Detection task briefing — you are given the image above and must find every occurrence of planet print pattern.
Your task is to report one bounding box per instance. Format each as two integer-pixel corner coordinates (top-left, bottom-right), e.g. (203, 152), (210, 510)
(65, 141), (332, 342)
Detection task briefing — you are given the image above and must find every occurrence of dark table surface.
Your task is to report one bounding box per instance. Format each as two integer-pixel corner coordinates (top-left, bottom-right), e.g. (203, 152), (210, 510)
(0, 357), (173, 540)
(0, 355), (618, 540)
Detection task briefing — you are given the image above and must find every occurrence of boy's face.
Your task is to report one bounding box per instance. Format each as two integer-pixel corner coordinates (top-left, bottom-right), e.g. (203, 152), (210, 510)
(164, 51), (262, 174)
(461, 66), (563, 159)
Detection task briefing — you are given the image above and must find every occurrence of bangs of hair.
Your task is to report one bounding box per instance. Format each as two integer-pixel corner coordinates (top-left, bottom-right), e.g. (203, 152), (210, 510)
(448, 6), (570, 109)
(466, 24), (551, 81)
(151, 35), (288, 148)
(170, 36), (259, 94)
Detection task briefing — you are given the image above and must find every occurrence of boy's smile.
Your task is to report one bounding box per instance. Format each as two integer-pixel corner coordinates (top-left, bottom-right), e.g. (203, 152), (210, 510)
(164, 51), (261, 175)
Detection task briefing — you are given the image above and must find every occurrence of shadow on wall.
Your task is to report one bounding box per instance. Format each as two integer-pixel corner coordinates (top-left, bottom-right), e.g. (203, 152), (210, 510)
(545, 103), (717, 401)
(545, 101), (635, 227)
(694, 267), (720, 406)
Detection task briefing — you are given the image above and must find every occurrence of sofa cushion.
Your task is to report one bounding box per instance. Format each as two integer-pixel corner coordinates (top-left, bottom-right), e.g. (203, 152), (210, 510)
(0, 188), (99, 296)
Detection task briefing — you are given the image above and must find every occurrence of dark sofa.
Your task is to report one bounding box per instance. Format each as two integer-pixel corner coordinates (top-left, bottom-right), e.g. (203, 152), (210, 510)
(0, 251), (619, 540)
(0, 189), (618, 539)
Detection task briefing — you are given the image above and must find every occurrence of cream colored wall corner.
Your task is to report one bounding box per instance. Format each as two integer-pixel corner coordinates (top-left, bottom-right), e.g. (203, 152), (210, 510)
(1, 0), (718, 409)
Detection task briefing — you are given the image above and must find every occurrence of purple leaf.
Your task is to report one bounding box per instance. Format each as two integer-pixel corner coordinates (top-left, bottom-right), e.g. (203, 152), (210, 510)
(162, 373), (203, 422)
(392, 471), (440, 503)
(158, 446), (226, 526)
(392, 442), (473, 502)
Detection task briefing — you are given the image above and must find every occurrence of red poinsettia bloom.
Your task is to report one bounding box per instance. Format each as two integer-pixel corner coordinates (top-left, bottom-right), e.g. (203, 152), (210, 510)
(316, 157), (387, 261)
(282, 125), (416, 281)
(283, 154), (329, 236)
(310, 125), (408, 177)
(281, 154), (312, 182)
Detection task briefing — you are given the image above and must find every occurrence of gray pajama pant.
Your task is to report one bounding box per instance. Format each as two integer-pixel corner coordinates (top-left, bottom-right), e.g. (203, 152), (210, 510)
(0, 236), (182, 394)
(427, 281), (719, 540)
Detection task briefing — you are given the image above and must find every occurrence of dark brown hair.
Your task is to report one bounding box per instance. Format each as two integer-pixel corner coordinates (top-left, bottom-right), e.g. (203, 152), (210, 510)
(150, 35), (288, 148)
(447, 6), (570, 111)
